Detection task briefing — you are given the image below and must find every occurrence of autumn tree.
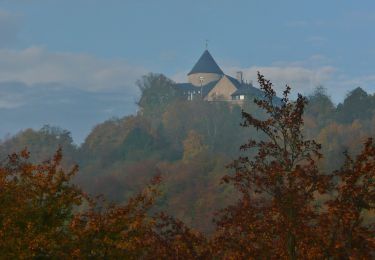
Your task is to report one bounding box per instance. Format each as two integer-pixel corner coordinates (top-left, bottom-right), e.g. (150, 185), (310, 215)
(318, 138), (375, 259)
(69, 176), (162, 258)
(0, 148), (207, 259)
(70, 173), (210, 259)
(0, 125), (77, 167)
(0, 148), (82, 258)
(151, 212), (211, 258)
(182, 130), (208, 162)
(2, 73), (374, 259)
(213, 73), (331, 259)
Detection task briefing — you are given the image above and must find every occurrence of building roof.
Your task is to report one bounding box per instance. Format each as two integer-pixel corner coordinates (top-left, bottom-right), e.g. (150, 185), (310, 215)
(230, 82), (282, 105)
(225, 75), (263, 96)
(226, 75), (244, 89)
(230, 84), (264, 97)
(187, 50), (224, 76)
(176, 75), (282, 105)
(175, 80), (219, 97)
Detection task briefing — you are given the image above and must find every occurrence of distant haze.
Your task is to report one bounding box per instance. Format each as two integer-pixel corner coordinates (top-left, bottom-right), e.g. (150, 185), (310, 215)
(0, 0), (374, 143)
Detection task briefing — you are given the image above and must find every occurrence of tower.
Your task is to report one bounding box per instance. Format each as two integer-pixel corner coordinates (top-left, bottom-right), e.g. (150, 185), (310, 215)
(187, 50), (224, 86)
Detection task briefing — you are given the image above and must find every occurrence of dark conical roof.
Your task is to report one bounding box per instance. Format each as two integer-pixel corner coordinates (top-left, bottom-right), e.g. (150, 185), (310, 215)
(187, 50), (224, 76)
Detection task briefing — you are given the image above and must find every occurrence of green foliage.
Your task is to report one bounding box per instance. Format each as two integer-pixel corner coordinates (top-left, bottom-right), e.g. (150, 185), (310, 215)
(137, 73), (180, 121)
(336, 87), (374, 123)
(118, 127), (156, 161)
(306, 86), (335, 123)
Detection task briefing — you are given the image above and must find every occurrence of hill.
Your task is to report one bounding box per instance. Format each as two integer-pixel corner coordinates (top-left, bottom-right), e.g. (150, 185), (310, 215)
(1, 73), (375, 232)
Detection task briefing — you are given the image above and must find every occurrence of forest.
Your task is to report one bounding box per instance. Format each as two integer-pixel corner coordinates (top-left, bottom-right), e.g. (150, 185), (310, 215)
(0, 73), (374, 258)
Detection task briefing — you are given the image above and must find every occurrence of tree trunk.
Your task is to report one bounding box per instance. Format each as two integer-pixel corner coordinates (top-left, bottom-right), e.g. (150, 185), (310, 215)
(287, 231), (297, 260)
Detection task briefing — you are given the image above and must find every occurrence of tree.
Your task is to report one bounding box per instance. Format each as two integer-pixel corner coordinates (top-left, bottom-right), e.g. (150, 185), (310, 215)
(214, 73), (331, 259)
(318, 138), (375, 259)
(0, 125), (77, 166)
(0, 148), (82, 258)
(2, 73), (374, 258)
(69, 175), (162, 258)
(151, 212), (211, 258)
(0, 149), (207, 258)
(182, 130), (208, 162)
(304, 86), (335, 136)
(137, 73), (179, 123)
(213, 73), (375, 259)
(336, 87), (373, 123)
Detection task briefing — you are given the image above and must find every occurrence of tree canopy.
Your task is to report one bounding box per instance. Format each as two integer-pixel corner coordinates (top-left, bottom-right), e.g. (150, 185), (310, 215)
(0, 73), (374, 258)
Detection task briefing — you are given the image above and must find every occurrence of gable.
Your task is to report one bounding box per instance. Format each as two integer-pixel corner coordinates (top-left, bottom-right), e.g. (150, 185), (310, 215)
(205, 76), (237, 101)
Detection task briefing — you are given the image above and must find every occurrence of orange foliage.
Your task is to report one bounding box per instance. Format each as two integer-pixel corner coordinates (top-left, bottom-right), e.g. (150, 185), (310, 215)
(318, 138), (375, 259)
(0, 148), (82, 258)
(212, 73), (374, 259)
(0, 149), (206, 258)
(1, 74), (374, 259)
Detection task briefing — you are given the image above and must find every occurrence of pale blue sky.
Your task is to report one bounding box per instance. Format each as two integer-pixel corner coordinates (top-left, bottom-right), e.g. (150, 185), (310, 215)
(0, 0), (375, 143)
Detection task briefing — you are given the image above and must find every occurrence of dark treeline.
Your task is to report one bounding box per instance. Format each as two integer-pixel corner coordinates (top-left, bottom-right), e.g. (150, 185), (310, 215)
(1, 73), (374, 236)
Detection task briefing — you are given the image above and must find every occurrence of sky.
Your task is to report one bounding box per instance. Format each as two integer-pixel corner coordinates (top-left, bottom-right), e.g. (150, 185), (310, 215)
(0, 0), (374, 143)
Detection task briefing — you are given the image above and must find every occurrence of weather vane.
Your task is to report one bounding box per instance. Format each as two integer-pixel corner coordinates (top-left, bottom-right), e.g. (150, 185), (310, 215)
(205, 40), (209, 50)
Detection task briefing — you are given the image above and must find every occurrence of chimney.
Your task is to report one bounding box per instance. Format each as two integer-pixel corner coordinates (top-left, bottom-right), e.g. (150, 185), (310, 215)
(236, 71), (243, 84)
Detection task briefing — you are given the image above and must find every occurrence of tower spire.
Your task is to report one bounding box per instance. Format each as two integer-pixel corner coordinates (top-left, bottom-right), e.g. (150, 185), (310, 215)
(187, 49), (224, 76)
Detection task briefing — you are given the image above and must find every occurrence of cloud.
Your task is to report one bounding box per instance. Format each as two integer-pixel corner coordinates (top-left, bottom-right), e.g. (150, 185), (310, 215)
(0, 82), (138, 143)
(0, 9), (20, 47)
(0, 46), (147, 92)
(227, 65), (375, 103)
(170, 70), (188, 83)
(0, 93), (24, 109)
(0, 47), (147, 142)
(336, 74), (375, 95)
(239, 66), (334, 90)
(223, 62), (336, 97)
